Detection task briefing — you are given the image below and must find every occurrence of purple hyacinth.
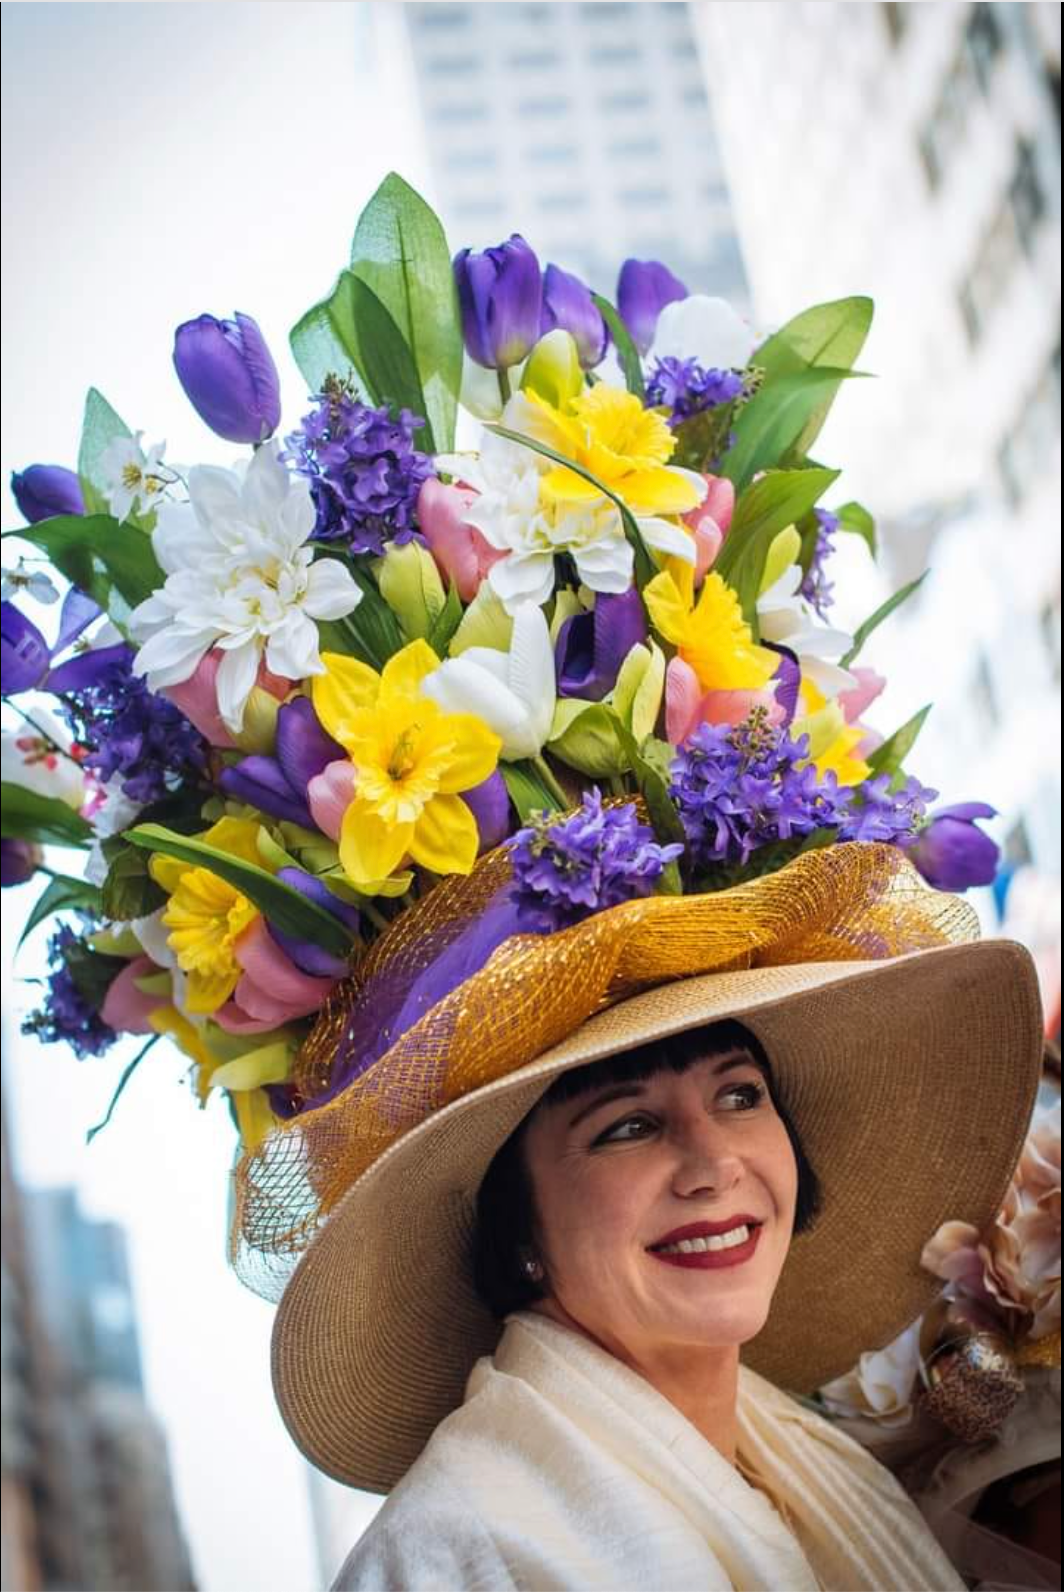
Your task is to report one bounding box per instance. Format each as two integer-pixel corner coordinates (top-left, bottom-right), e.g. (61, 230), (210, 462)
(286, 379), (436, 556)
(509, 789), (682, 930)
(646, 357), (746, 427)
(50, 645), (207, 804)
(838, 772), (939, 845)
(799, 508), (838, 618)
(22, 924), (118, 1059)
(669, 709), (845, 869)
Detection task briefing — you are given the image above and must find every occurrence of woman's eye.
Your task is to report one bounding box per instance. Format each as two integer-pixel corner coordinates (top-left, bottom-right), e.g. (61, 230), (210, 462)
(596, 1114), (656, 1145)
(719, 1081), (766, 1111)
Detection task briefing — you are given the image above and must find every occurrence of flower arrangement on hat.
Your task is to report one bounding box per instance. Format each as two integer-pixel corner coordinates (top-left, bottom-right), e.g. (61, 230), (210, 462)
(3, 173), (1052, 1590)
(3, 174), (1002, 1158)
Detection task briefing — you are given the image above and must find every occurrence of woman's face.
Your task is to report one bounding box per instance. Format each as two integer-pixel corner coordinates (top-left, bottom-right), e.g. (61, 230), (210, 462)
(521, 1051), (798, 1366)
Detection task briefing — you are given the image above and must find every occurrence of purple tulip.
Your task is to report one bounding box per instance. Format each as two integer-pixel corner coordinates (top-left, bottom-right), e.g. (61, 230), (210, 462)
(11, 465), (85, 525)
(617, 259), (689, 355)
(540, 264), (607, 370)
(47, 641), (132, 694)
(275, 697), (344, 793)
(219, 755), (315, 829)
(555, 589), (648, 703)
(1, 602), (51, 695)
(906, 802), (1000, 891)
(52, 589), (102, 657)
(766, 645), (801, 727)
(173, 312), (281, 444)
(453, 235), (542, 370)
(461, 770), (511, 854)
(1, 837), (41, 888)
(268, 867), (360, 978)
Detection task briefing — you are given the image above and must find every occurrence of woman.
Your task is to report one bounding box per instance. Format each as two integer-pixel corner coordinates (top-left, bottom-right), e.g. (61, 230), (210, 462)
(272, 937), (1044, 1590)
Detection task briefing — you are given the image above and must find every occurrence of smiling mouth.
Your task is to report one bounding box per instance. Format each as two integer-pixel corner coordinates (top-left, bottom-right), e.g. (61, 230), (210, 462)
(647, 1221), (763, 1270)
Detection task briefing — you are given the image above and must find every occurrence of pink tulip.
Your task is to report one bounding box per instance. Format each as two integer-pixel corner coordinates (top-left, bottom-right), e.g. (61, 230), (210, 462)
(417, 477), (505, 602)
(682, 474), (734, 585)
(665, 656), (782, 745)
(838, 667), (886, 724)
(213, 918), (337, 1034)
(307, 758), (357, 840)
(100, 956), (164, 1034)
(164, 649), (292, 748)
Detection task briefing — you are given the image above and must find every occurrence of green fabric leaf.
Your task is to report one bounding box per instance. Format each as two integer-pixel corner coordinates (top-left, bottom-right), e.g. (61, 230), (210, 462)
(17, 874), (103, 948)
(347, 276), (435, 451)
(613, 725), (686, 850)
(1, 784), (92, 847)
(840, 571), (928, 669)
(315, 556), (406, 671)
(751, 297), (873, 459)
(865, 705), (932, 778)
(722, 367), (861, 492)
(590, 293), (645, 399)
(290, 271), (372, 398)
(63, 937), (129, 1009)
(125, 824), (356, 958)
(547, 702), (628, 778)
(86, 1035), (159, 1145)
(77, 387), (133, 517)
(3, 513), (164, 612)
(714, 467), (839, 628)
(487, 424), (655, 588)
(501, 760), (563, 821)
(835, 500), (877, 559)
(426, 579), (464, 656)
(99, 837), (167, 921)
(350, 172), (462, 453)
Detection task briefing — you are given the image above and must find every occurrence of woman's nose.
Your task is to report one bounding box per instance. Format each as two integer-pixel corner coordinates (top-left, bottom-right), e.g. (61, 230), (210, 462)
(670, 1117), (743, 1198)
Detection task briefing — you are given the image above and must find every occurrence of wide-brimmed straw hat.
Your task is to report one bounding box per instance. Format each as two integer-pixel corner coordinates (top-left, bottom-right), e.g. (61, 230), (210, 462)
(271, 929), (1043, 1494)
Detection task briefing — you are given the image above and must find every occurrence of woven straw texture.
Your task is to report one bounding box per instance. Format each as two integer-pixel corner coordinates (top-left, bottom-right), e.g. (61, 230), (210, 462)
(233, 843), (979, 1299)
(271, 939), (1044, 1492)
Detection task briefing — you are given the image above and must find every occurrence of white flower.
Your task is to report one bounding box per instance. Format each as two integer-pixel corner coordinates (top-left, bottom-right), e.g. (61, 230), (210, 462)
(1, 561), (60, 604)
(421, 601), (555, 761)
(649, 295), (758, 372)
(757, 563), (855, 699)
(818, 1317), (924, 1428)
(129, 443), (361, 734)
(0, 708), (86, 809)
(100, 432), (170, 523)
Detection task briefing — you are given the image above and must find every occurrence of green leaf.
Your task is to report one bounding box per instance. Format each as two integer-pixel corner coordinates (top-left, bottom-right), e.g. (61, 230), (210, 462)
(750, 297), (873, 459)
(714, 467), (839, 627)
(350, 172), (462, 453)
(1, 784), (93, 847)
(17, 874), (103, 948)
(87, 1035), (159, 1146)
(835, 500), (877, 559)
(77, 388), (133, 517)
(3, 513), (164, 611)
(613, 725), (686, 849)
(426, 579), (464, 656)
(63, 938), (129, 1009)
(865, 705), (932, 778)
(547, 703), (628, 778)
(100, 836), (167, 921)
(840, 571), (928, 669)
(487, 423), (655, 588)
(125, 824), (356, 958)
(722, 367), (860, 492)
(347, 276), (435, 450)
(590, 293), (644, 400)
(501, 760), (563, 822)
(290, 271), (370, 397)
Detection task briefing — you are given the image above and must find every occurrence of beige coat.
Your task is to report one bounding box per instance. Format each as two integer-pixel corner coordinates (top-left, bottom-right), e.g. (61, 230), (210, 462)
(333, 1312), (964, 1591)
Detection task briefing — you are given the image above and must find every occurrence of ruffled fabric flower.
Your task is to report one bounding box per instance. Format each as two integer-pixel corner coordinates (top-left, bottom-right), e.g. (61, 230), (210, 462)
(644, 567), (778, 697)
(509, 789), (682, 929)
(129, 443), (361, 733)
(921, 1102), (1060, 1341)
(817, 1318), (925, 1429)
(286, 385), (435, 555)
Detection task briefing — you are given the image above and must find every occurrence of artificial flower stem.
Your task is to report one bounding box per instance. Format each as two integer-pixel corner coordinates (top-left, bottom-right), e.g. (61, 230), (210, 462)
(359, 900), (392, 934)
(85, 1034), (160, 1144)
(497, 366), (512, 405)
(531, 754), (569, 810)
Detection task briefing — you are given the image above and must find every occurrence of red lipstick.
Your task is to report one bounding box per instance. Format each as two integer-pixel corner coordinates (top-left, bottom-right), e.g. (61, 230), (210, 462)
(647, 1217), (763, 1271)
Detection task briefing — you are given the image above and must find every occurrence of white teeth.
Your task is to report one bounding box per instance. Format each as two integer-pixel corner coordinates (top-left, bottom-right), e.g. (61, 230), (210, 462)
(657, 1224), (752, 1256)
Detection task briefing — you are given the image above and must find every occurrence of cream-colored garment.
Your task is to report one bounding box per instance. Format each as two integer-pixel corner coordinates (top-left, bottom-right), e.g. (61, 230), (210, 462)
(333, 1312), (964, 1591)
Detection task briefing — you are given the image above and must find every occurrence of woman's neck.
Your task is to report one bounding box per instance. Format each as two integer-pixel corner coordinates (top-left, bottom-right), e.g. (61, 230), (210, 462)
(531, 1298), (741, 1464)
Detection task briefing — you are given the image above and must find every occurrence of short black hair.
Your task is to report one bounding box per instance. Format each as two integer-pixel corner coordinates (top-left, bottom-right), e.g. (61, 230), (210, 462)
(472, 1019), (821, 1321)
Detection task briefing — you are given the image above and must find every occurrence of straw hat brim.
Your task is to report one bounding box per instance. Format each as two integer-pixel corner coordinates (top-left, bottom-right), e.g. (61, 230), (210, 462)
(272, 939), (1043, 1493)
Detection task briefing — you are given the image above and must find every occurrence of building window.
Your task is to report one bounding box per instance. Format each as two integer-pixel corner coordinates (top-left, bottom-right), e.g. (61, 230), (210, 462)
(600, 91), (650, 113)
(972, 653), (1000, 729)
(594, 45), (638, 66)
(526, 143), (578, 165)
(517, 95), (570, 117)
(881, 2), (907, 46)
(1008, 140), (1046, 254)
(616, 185), (669, 206)
(579, 1), (630, 17)
(431, 102), (489, 124)
(507, 49), (562, 70)
(958, 197), (1024, 345)
(538, 192), (584, 213)
(415, 6), (470, 30)
(606, 136), (661, 159)
(997, 343), (1061, 506)
(424, 53), (479, 74)
(964, 4), (1003, 93)
(1040, 595), (1061, 685)
(443, 149), (495, 172)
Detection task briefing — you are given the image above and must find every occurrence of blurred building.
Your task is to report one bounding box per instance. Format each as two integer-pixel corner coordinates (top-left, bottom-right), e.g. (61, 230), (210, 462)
(695, 1), (1060, 1011)
(1, 1102), (196, 1592)
(404, 0), (746, 302)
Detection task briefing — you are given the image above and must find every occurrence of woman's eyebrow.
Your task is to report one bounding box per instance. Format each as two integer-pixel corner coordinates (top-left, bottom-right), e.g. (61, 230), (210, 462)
(566, 1053), (768, 1129)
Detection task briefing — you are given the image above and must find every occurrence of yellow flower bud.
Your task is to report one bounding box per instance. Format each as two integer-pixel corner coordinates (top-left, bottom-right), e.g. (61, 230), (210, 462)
(378, 540), (446, 641)
(760, 525), (802, 594)
(520, 329), (583, 410)
(232, 686), (283, 754)
(613, 640), (666, 742)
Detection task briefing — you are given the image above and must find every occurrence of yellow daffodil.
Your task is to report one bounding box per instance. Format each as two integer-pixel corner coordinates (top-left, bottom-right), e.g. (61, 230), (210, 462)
(526, 386), (705, 517)
(644, 566), (778, 695)
(150, 816), (264, 1015)
(149, 1008), (283, 1151)
(794, 681), (871, 788)
(311, 640), (502, 887)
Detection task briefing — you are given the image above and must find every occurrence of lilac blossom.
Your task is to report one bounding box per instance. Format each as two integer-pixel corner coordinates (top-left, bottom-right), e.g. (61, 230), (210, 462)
(838, 773), (938, 845)
(646, 357), (746, 426)
(286, 382), (435, 556)
(509, 789), (682, 930)
(22, 924), (118, 1059)
(799, 508), (838, 618)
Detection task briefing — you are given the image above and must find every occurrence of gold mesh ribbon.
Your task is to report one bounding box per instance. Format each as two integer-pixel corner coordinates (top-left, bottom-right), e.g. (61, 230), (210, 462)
(230, 842), (977, 1299)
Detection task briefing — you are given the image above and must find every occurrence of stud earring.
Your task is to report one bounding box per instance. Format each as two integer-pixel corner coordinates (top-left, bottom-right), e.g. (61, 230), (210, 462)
(522, 1254), (544, 1282)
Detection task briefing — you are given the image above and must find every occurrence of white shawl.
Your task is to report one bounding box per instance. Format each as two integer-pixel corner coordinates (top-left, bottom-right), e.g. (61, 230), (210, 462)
(333, 1312), (964, 1590)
